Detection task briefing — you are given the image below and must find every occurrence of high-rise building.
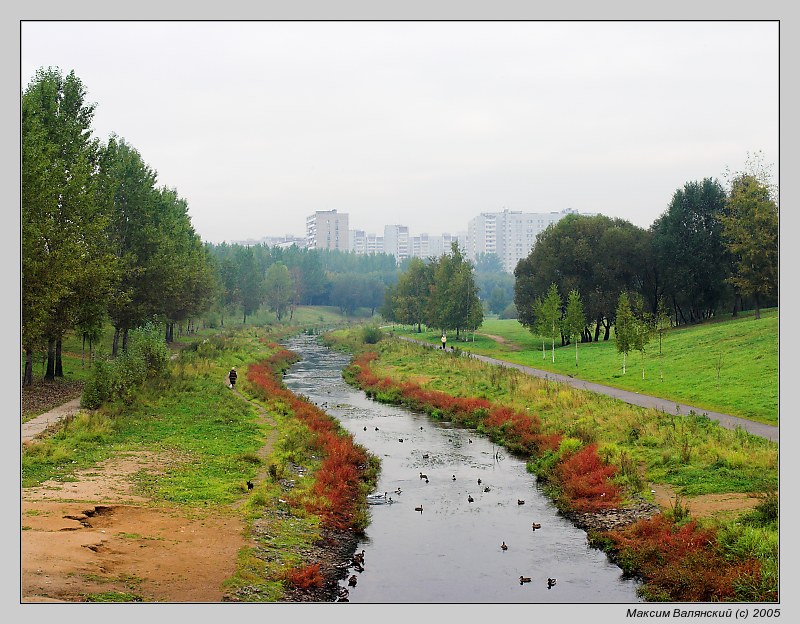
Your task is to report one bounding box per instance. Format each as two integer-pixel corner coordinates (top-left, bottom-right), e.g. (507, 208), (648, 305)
(468, 208), (586, 273)
(306, 209), (349, 251)
(383, 224), (410, 264)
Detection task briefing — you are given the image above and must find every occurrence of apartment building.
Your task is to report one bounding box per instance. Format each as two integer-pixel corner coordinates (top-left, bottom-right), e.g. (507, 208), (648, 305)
(468, 208), (585, 273)
(306, 209), (349, 251)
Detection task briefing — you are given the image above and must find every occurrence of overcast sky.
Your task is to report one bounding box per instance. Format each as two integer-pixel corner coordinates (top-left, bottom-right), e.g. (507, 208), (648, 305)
(20, 20), (778, 245)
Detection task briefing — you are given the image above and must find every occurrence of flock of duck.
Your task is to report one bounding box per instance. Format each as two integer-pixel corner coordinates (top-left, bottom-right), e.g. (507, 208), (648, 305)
(348, 470), (555, 597)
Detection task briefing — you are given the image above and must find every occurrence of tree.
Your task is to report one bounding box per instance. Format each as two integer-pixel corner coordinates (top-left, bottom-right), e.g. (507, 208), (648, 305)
(720, 174), (778, 319)
(650, 178), (731, 324)
(615, 292), (636, 375)
(540, 283), (562, 363)
(653, 295), (670, 382)
(263, 262), (294, 321)
(426, 242), (482, 339)
(564, 289), (586, 367)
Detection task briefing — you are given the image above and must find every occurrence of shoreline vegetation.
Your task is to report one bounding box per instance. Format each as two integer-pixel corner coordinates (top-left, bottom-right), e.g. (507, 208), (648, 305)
(324, 326), (778, 602)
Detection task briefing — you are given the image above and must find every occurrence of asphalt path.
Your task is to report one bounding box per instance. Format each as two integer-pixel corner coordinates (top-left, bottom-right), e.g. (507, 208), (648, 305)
(398, 336), (778, 443)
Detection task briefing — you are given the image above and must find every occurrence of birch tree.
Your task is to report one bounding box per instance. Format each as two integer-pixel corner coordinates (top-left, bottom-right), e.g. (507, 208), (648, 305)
(564, 289), (586, 367)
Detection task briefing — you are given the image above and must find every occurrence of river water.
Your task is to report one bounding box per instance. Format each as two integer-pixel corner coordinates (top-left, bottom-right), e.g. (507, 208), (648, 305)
(281, 333), (642, 604)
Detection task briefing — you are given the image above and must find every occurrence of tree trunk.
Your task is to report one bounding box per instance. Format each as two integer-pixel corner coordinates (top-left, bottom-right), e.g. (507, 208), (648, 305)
(603, 319), (611, 341)
(122, 328), (129, 353)
(575, 340), (578, 367)
(55, 338), (63, 377)
(82, 334), (86, 368)
(112, 326), (120, 357)
(754, 293), (762, 319)
(45, 337), (56, 380)
(22, 347), (33, 387)
(594, 318), (602, 342)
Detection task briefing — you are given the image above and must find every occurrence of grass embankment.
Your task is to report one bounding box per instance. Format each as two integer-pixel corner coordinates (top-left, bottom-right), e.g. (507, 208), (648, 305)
(326, 328), (778, 602)
(22, 319), (379, 602)
(21, 305), (370, 422)
(390, 308), (778, 425)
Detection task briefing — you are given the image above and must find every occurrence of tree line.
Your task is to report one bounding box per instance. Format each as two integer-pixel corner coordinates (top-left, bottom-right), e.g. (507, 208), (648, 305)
(205, 242), (399, 323)
(22, 67), (218, 386)
(513, 160), (778, 350)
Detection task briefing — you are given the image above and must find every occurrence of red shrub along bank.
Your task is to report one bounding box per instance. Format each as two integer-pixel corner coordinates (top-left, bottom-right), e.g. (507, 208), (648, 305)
(553, 443), (622, 512)
(247, 347), (372, 533)
(599, 515), (770, 602)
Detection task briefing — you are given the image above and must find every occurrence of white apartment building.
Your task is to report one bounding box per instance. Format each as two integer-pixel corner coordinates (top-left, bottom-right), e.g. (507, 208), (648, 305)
(383, 224), (411, 264)
(349, 230), (385, 255)
(306, 209), (349, 251)
(468, 208), (585, 273)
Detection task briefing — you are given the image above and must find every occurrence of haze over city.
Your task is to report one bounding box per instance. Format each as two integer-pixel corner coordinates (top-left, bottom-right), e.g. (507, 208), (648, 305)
(19, 20), (778, 246)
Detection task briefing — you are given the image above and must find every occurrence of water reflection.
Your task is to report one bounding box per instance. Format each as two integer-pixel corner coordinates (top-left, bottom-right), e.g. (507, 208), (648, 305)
(282, 334), (641, 603)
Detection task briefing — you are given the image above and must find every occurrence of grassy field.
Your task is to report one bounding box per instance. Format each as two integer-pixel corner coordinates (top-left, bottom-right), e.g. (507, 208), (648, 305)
(389, 308), (778, 425)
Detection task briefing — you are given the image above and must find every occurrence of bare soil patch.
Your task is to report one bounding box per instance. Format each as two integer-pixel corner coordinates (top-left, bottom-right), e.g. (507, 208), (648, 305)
(649, 483), (761, 519)
(21, 450), (247, 603)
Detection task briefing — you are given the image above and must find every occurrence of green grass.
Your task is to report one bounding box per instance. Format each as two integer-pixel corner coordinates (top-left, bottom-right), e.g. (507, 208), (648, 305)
(389, 307), (778, 424)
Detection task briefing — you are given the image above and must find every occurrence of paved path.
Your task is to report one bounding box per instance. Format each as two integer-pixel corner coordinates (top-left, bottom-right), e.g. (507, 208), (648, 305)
(398, 336), (778, 443)
(21, 398), (83, 443)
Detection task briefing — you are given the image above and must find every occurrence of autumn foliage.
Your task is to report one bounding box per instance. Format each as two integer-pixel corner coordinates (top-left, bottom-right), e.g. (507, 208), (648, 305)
(246, 348), (372, 532)
(552, 443), (622, 512)
(601, 514), (770, 601)
(282, 563), (324, 590)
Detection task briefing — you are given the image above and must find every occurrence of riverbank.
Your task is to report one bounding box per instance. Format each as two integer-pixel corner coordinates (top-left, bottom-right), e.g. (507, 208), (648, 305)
(326, 330), (778, 602)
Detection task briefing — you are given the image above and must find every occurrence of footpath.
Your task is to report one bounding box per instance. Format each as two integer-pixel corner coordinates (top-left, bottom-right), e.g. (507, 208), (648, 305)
(398, 336), (779, 443)
(21, 398), (82, 444)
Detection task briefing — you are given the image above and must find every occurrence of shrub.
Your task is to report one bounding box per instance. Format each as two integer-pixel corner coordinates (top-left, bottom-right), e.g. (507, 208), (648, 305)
(361, 326), (383, 344)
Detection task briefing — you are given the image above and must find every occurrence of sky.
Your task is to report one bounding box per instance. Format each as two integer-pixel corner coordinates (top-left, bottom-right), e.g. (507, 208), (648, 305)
(20, 20), (779, 245)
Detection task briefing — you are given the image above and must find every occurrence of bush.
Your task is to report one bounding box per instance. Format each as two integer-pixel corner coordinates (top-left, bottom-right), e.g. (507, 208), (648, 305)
(361, 325), (383, 344)
(80, 322), (171, 409)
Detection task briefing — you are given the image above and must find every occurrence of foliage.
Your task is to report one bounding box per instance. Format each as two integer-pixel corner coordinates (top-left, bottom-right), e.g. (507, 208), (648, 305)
(720, 174), (779, 319)
(650, 178), (732, 324)
(80, 322), (170, 408)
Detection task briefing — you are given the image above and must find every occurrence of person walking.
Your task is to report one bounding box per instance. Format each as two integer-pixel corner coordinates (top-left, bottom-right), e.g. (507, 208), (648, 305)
(228, 367), (238, 389)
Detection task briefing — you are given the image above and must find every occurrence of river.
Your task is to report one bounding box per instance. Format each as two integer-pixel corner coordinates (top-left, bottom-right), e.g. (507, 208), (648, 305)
(281, 333), (642, 604)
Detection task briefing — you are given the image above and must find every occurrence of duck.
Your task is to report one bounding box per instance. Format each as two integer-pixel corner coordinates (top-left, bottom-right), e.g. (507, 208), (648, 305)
(477, 478), (482, 485)
(337, 587), (350, 601)
(352, 561), (364, 573)
(484, 486), (491, 492)
(517, 499), (525, 505)
(415, 505), (423, 512)
(468, 495), (474, 503)
(419, 472), (428, 480)
(395, 488), (402, 495)
(452, 475), (457, 481)
(422, 453), (429, 459)
(531, 522), (541, 530)
(246, 480), (254, 491)
(352, 550), (365, 565)
(420, 426), (424, 430)
(348, 574), (358, 587)
(547, 578), (557, 589)
(469, 438), (473, 444)
(425, 478), (429, 483)
(519, 576), (532, 584)
(398, 438), (404, 443)
(501, 541), (508, 551)
(375, 426), (379, 431)
(363, 426), (367, 431)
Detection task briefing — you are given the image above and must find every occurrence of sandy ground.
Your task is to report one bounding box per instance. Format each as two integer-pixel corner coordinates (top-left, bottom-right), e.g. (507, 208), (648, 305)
(21, 451), (247, 603)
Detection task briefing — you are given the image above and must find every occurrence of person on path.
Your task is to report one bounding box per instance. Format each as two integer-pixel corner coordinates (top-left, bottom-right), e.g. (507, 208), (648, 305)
(229, 367), (238, 389)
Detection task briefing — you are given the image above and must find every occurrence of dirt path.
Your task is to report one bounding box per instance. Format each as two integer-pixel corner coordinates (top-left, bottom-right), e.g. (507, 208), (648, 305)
(21, 379), (278, 603)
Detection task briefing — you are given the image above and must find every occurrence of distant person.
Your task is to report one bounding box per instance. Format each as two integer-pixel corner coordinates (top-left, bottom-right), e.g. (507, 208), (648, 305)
(441, 334), (447, 350)
(229, 367), (238, 389)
